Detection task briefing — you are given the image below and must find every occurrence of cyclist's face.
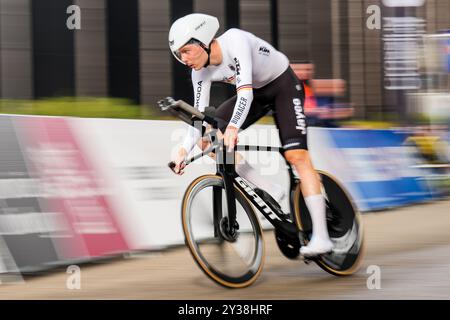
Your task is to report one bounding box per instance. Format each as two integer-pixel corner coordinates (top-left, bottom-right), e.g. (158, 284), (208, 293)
(178, 44), (207, 70)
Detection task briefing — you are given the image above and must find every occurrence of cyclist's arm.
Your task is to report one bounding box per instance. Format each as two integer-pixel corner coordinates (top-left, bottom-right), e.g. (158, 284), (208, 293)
(227, 33), (253, 130)
(181, 73), (212, 154)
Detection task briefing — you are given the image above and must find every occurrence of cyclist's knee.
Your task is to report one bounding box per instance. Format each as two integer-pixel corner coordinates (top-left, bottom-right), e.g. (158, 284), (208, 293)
(284, 149), (310, 166)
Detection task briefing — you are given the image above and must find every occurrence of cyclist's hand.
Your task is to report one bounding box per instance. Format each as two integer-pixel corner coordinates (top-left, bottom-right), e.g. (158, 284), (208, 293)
(173, 148), (187, 175)
(224, 126), (239, 152)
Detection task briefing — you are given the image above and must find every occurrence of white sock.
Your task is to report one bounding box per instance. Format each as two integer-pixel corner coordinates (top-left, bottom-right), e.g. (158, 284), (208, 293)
(236, 159), (283, 200)
(304, 194), (331, 243)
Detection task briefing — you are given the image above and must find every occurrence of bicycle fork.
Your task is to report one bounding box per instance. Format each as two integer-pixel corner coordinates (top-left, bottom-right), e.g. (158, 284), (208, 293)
(213, 145), (240, 241)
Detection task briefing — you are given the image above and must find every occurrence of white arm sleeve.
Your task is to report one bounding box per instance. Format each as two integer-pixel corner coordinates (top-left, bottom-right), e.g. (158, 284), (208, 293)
(227, 33), (254, 129)
(181, 73), (211, 154)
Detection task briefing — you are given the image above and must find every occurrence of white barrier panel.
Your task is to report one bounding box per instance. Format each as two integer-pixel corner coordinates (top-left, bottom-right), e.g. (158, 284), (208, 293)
(73, 119), (294, 249)
(307, 128), (366, 210)
(0, 114), (437, 272)
(77, 119), (432, 244)
(73, 119), (214, 250)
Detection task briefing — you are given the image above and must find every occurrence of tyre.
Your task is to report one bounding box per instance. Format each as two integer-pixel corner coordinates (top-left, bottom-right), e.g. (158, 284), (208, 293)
(294, 171), (365, 276)
(181, 174), (265, 288)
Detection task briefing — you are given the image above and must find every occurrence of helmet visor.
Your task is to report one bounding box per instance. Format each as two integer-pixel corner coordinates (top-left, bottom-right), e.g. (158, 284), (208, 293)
(171, 39), (203, 64)
(173, 49), (183, 61)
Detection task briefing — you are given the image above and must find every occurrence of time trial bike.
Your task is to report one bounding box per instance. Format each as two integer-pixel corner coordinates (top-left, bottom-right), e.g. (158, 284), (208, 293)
(157, 97), (364, 288)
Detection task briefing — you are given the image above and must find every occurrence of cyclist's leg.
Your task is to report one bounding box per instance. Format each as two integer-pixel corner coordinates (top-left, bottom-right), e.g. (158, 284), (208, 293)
(271, 68), (314, 191)
(272, 67), (332, 255)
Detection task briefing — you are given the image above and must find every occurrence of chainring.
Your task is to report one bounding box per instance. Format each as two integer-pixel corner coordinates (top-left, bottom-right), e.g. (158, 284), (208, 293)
(274, 228), (301, 259)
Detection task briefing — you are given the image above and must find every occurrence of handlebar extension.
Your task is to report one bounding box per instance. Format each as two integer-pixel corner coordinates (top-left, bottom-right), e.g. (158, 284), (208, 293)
(157, 97), (217, 127)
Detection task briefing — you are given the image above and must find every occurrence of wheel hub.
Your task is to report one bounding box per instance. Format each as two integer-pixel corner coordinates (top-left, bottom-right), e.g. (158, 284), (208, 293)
(219, 217), (239, 242)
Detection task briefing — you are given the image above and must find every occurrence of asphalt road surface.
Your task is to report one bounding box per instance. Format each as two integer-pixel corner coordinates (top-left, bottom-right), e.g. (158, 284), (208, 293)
(1, 198), (449, 300)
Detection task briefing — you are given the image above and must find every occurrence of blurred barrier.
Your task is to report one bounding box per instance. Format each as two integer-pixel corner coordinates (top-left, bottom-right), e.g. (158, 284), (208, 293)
(0, 117), (61, 273)
(447, 133), (450, 155)
(17, 117), (130, 261)
(0, 115), (445, 274)
(407, 93), (450, 123)
(71, 118), (218, 250)
(310, 128), (437, 211)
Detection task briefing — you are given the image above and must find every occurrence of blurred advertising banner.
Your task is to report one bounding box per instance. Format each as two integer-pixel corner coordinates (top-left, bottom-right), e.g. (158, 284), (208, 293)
(0, 234), (23, 282)
(0, 116), (60, 272)
(310, 128), (435, 211)
(71, 118), (221, 249)
(0, 115), (442, 275)
(446, 31), (450, 73)
(382, 0), (425, 7)
(382, 16), (425, 90)
(15, 116), (130, 260)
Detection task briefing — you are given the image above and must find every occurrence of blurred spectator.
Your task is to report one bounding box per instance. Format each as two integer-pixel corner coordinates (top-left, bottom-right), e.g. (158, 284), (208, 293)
(291, 61), (353, 127)
(291, 60), (318, 111)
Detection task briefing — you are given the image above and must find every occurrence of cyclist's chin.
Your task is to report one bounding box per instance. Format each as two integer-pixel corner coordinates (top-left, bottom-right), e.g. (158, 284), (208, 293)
(187, 64), (199, 71)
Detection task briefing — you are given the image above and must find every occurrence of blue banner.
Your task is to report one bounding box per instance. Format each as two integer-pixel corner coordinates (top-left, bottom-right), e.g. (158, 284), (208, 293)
(328, 129), (435, 211)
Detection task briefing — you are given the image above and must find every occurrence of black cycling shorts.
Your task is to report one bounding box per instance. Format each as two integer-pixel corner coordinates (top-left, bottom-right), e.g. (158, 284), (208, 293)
(215, 66), (308, 151)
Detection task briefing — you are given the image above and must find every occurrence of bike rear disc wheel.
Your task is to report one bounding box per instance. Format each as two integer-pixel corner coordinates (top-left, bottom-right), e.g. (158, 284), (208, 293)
(182, 175), (265, 288)
(294, 171), (364, 276)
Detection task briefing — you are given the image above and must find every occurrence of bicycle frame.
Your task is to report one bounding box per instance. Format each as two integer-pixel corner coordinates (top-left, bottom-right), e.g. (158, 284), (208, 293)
(208, 142), (302, 243)
(159, 97), (364, 279)
(157, 97), (304, 243)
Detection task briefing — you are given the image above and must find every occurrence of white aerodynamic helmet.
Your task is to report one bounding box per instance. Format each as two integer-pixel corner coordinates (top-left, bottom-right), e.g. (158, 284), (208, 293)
(168, 13), (220, 64)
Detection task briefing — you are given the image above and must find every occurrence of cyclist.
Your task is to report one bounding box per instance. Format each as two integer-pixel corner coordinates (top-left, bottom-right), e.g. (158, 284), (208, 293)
(168, 13), (333, 256)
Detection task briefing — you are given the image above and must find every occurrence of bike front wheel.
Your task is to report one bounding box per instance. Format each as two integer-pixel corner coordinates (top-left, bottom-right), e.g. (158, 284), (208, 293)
(181, 174), (265, 288)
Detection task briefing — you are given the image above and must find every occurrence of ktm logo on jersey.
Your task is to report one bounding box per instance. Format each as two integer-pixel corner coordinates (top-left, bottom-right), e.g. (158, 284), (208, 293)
(258, 46), (270, 55)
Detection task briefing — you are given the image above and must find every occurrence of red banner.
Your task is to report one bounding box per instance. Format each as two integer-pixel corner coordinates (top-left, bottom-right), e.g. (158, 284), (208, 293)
(17, 117), (129, 259)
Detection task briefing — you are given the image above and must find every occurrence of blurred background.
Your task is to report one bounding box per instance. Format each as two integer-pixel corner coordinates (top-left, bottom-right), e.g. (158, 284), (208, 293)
(1, 0), (449, 174)
(0, 0), (449, 297)
(0, 0), (448, 123)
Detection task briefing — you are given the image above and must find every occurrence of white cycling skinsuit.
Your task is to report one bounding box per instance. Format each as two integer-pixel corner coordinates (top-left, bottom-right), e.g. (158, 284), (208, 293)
(182, 28), (291, 154)
(171, 18), (333, 257)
